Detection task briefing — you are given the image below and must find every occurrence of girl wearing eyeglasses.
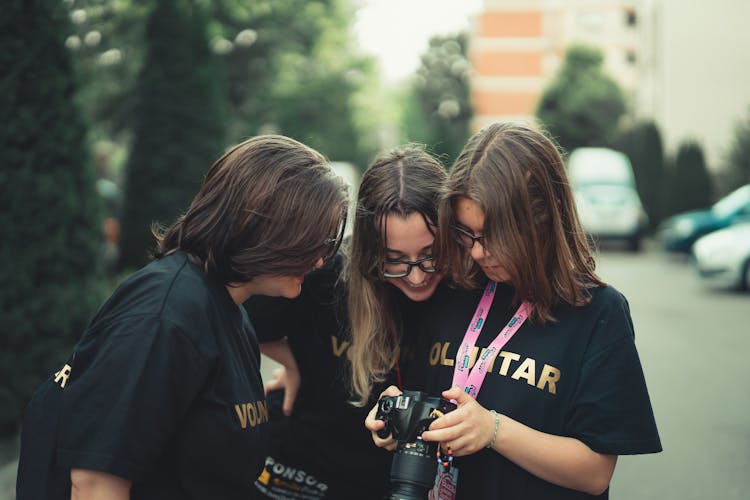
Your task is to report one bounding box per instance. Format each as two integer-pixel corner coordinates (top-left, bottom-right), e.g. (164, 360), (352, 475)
(245, 146), (447, 499)
(367, 122), (661, 499)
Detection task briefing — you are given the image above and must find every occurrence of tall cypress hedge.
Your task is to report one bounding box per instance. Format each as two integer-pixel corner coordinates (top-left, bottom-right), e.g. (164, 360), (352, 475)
(666, 141), (714, 216)
(0, 0), (103, 435)
(118, 0), (226, 270)
(617, 121), (666, 229)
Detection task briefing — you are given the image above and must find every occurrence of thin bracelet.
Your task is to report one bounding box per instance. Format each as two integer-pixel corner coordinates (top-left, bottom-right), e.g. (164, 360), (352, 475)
(486, 410), (500, 449)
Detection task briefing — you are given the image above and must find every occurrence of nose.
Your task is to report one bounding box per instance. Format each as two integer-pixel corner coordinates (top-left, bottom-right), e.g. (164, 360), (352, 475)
(469, 240), (487, 262)
(405, 265), (427, 284)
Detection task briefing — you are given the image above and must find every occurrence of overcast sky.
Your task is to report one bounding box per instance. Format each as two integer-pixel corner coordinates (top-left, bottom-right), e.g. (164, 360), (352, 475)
(352, 0), (482, 83)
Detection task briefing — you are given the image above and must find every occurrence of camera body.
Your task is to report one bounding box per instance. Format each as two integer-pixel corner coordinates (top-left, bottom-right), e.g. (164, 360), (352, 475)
(375, 390), (456, 500)
(375, 390), (456, 441)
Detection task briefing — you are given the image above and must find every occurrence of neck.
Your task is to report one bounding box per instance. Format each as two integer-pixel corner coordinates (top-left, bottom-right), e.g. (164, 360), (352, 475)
(226, 283), (253, 305)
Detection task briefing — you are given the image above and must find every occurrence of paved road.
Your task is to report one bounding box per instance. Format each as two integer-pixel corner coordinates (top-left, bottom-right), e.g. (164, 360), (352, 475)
(2, 245), (747, 499)
(596, 245), (750, 499)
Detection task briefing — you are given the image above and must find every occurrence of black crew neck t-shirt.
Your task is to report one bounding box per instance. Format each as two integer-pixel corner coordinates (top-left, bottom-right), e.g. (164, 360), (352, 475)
(244, 253), (426, 499)
(407, 282), (662, 499)
(17, 252), (269, 499)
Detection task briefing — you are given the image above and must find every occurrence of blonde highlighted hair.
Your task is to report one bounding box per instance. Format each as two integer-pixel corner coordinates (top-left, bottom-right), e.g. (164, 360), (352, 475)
(347, 145), (446, 406)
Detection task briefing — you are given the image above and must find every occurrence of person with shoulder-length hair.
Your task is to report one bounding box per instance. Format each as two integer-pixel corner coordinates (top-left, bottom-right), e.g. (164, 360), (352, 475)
(346, 147), (447, 407)
(368, 122), (661, 499)
(245, 145), (447, 499)
(16, 135), (349, 500)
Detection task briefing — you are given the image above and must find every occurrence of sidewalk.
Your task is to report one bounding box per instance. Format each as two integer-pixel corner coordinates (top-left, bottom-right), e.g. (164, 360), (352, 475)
(0, 436), (17, 500)
(0, 461), (16, 500)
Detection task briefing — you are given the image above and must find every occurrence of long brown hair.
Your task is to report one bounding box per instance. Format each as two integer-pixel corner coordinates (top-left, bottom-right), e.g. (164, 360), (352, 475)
(347, 145), (446, 406)
(155, 135), (348, 284)
(436, 122), (603, 324)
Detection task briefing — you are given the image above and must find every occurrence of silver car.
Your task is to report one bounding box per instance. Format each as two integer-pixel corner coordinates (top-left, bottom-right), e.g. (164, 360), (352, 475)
(692, 223), (750, 291)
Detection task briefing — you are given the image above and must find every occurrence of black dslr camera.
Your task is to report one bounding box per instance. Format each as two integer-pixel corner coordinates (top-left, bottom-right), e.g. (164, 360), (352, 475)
(375, 390), (457, 500)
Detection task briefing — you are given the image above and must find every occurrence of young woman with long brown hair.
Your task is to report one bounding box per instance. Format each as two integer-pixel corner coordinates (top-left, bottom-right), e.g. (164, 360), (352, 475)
(245, 145), (447, 499)
(368, 122), (661, 499)
(16, 135), (349, 500)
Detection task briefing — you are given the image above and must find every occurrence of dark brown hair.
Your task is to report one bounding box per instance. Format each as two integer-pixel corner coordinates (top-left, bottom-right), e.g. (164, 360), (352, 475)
(155, 135), (348, 284)
(347, 145), (447, 405)
(436, 122), (604, 324)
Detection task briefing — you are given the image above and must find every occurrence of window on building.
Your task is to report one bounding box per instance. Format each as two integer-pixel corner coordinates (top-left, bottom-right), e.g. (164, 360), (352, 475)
(625, 8), (637, 27)
(625, 49), (637, 65)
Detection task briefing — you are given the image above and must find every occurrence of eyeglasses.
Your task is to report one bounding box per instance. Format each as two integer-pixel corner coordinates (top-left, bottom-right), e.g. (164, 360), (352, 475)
(317, 223), (346, 262)
(452, 225), (486, 249)
(317, 237), (342, 263)
(382, 256), (436, 278)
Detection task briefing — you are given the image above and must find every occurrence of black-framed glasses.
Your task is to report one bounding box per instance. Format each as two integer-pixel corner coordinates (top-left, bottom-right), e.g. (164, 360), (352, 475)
(316, 222), (347, 263)
(316, 238), (339, 262)
(452, 225), (486, 249)
(382, 256), (436, 278)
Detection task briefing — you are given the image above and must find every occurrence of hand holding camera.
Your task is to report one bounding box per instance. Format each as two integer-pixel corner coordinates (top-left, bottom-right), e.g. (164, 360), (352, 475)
(420, 386), (501, 457)
(370, 389), (457, 500)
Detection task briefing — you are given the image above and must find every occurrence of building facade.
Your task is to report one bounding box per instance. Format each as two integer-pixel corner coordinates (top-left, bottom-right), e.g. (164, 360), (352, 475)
(470, 0), (750, 169)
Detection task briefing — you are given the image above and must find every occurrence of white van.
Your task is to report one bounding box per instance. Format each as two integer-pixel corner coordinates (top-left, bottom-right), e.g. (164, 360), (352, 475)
(567, 147), (648, 251)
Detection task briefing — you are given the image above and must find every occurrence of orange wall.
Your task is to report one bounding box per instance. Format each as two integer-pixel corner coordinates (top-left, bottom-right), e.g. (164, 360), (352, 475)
(478, 11), (543, 38)
(473, 9), (544, 118)
(472, 89), (539, 116)
(473, 51), (543, 77)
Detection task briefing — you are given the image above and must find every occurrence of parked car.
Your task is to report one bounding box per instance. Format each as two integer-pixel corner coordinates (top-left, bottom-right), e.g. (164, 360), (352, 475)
(692, 223), (750, 291)
(658, 184), (750, 253)
(567, 147), (648, 251)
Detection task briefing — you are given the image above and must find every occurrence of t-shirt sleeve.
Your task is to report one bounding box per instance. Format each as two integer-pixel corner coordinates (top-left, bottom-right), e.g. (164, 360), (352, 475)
(564, 293), (662, 455)
(56, 314), (210, 481)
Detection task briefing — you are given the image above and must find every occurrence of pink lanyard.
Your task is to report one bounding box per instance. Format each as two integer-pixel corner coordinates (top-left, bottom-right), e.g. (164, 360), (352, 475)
(451, 281), (532, 398)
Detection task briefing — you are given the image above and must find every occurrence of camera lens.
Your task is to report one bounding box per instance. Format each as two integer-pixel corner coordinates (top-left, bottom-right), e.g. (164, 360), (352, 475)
(380, 392), (456, 499)
(387, 439), (438, 500)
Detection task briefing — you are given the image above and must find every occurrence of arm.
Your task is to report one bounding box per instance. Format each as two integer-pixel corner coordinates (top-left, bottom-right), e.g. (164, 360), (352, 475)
(421, 387), (617, 496)
(260, 339), (300, 416)
(71, 469), (131, 500)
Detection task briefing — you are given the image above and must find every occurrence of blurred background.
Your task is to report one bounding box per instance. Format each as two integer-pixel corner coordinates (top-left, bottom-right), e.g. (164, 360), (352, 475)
(1, 0), (749, 498)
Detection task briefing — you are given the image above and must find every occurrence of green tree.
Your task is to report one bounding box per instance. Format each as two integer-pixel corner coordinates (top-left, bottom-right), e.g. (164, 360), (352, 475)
(725, 106), (750, 189)
(204, 0), (378, 167)
(665, 141), (714, 216)
(402, 33), (473, 165)
(0, 0), (103, 435)
(266, 0), (376, 166)
(271, 57), (372, 165)
(536, 45), (627, 154)
(63, 0), (148, 138)
(118, 0), (226, 270)
(62, 0), (378, 170)
(616, 121), (665, 228)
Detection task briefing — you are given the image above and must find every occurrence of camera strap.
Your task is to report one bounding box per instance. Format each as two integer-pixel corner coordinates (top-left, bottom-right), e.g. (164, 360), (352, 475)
(451, 281), (532, 398)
